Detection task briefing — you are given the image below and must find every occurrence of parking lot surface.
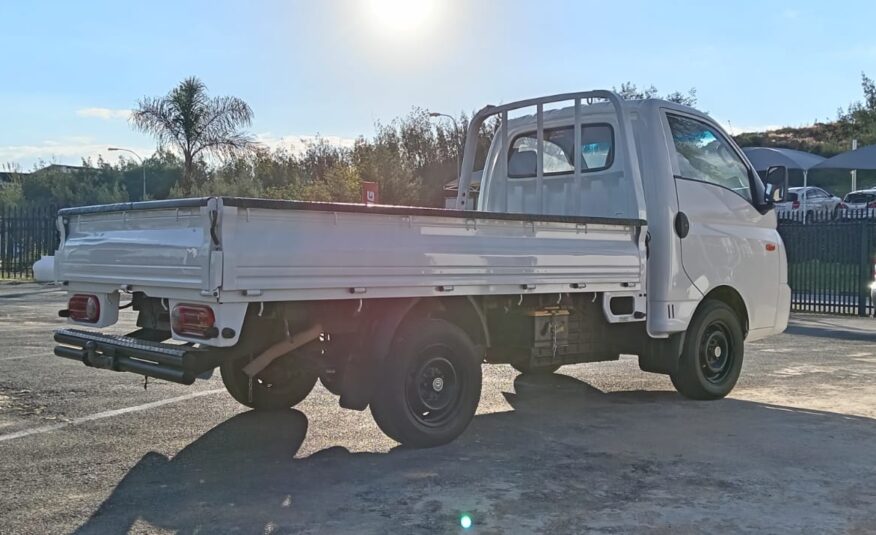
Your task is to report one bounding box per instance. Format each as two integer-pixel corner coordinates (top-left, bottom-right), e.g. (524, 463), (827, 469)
(1, 284), (875, 534)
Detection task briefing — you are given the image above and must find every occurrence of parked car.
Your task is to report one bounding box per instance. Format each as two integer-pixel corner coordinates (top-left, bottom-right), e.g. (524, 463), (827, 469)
(837, 189), (876, 220)
(51, 90), (790, 447)
(775, 186), (842, 221)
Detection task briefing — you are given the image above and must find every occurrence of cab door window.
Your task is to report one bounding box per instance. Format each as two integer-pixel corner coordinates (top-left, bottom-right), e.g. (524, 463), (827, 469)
(667, 114), (753, 202)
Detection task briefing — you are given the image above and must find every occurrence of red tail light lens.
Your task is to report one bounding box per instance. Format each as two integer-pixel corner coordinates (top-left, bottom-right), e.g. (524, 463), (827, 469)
(68, 294), (100, 323)
(839, 202), (848, 209)
(171, 304), (216, 338)
(792, 200), (800, 209)
(868, 201), (876, 209)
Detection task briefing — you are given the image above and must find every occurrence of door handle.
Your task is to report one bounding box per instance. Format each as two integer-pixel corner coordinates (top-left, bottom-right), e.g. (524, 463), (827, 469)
(674, 212), (690, 239)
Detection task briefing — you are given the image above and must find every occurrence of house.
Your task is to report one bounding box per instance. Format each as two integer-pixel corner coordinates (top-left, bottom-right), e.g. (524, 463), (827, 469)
(31, 164), (91, 175)
(0, 171), (27, 187)
(443, 170), (481, 209)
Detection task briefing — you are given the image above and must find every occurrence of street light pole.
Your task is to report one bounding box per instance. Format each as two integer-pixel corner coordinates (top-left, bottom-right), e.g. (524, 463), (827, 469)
(108, 147), (146, 200)
(428, 112), (462, 176)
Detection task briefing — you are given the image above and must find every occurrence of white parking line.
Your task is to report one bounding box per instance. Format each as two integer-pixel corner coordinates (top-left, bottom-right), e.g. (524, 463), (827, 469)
(0, 388), (226, 443)
(0, 352), (55, 362)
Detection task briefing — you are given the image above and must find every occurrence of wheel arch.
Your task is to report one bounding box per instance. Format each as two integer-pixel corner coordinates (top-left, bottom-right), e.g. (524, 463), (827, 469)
(404, 296), (490, 350)
(700, 285), (749, 338)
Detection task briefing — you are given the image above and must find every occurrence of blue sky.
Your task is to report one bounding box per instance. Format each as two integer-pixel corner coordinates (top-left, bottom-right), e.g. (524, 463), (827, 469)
(2, 0), (875, 169)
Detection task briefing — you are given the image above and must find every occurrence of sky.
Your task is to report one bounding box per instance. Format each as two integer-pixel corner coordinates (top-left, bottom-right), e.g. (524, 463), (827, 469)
(1, 0), (875, 169)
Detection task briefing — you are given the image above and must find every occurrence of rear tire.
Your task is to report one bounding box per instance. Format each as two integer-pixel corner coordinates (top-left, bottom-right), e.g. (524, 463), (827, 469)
(670, 300), (744, 400)
(221, 352), (317, 410)
(369, 318), (482, 448)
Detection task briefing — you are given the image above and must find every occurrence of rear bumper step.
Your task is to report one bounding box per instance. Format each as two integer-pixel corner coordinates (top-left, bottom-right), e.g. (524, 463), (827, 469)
(54, 328), (219, 385)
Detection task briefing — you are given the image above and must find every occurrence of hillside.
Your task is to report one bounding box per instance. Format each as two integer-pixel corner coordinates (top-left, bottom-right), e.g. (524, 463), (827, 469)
(734, 121), (862, 158)
(732, 74), (876, 194)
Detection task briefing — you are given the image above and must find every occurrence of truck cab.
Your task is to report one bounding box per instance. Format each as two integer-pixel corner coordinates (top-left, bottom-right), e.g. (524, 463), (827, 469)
(466, 95), (789, 342)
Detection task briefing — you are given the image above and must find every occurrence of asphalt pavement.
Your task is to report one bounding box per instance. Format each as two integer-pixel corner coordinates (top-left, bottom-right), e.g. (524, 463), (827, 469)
(1, 284), (875, 534)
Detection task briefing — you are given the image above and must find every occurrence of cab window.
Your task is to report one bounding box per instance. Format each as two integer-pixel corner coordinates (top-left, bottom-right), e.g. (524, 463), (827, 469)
(508, 124), (614, 178)
(667, 114), (752, 202)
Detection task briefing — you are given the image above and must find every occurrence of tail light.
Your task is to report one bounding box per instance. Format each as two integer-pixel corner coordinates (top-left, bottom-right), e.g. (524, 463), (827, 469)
(839, 202), (848, 209)
(68, 294), (100, 323)
(171, 304), (216, 338)
(792, 200), (800, 209)
(868, 201), (876, 209)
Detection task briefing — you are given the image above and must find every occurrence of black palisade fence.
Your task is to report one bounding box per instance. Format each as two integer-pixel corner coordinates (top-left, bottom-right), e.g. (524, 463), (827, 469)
(0, 206), (59, 280)
(777, 207), (875, 316)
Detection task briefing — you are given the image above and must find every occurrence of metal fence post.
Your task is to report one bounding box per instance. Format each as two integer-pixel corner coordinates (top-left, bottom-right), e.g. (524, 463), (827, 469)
(859, 221), (871, 317)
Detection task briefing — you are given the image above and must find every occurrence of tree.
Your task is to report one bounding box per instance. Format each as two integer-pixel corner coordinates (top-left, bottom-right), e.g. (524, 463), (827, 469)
(131, 76), (255, 191)
(19, 160), (128, 208)
(613, 82), (698, 107)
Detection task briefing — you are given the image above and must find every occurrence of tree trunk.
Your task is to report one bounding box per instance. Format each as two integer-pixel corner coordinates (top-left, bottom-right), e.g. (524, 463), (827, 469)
(182, 152), (194, 193)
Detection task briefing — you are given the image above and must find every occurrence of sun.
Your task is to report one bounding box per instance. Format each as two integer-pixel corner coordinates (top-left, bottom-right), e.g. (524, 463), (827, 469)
(366, 0), (436, 34)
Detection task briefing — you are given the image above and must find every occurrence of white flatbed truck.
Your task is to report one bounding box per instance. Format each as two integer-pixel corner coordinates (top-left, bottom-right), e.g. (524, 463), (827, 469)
(52, 91), (791, 447)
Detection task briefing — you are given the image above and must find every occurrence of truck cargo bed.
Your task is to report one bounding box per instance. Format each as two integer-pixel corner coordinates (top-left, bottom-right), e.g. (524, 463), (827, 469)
(55, 197), (646, 302)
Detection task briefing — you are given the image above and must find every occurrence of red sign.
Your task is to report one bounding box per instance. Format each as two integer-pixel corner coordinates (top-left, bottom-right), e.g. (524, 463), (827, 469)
(361, 182), (379, 204)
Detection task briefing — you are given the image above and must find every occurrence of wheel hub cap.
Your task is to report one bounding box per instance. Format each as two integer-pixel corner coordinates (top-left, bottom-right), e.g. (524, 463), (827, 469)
(700, 323), (733, 383)
(406, 350), (462, 426)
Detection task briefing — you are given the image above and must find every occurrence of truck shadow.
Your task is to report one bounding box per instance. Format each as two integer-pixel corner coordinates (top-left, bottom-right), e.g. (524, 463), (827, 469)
(73, 374), (876, 534)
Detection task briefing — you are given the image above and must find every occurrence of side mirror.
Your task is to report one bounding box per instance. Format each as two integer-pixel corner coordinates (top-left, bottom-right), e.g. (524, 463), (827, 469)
(763, 165), (789, 209)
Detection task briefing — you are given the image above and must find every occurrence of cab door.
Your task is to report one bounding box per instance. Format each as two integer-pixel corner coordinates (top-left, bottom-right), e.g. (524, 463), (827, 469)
(663, 112), (781, 331)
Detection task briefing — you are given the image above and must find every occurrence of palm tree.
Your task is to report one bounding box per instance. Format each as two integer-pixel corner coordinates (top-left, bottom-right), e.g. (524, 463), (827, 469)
(131, 76), (255, 190)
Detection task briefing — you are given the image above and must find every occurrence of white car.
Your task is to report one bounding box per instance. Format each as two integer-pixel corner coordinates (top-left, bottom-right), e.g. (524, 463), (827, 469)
(775, 186), (842, 221)
(838, 189), (876, 219)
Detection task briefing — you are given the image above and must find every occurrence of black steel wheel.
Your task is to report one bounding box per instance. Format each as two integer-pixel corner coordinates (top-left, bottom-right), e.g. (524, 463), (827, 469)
(370, 318), (482, 448)
(670, 299), (744, 400)
(221, 351), (317, 410)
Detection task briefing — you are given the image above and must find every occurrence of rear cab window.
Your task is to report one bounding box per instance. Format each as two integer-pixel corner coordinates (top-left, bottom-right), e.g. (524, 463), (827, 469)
(508, 124), (614, 178)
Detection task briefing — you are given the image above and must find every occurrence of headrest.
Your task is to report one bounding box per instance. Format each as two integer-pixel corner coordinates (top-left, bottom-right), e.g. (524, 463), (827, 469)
(508, 150), (537, 178)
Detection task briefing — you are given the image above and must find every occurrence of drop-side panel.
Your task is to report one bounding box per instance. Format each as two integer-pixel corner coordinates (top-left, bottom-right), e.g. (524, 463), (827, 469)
(55, 206), (213, 290)
(219, 205), (643, 301)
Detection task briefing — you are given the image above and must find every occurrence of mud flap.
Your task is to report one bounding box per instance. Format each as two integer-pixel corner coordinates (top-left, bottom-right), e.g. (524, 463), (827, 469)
(637, 332), (685, 375)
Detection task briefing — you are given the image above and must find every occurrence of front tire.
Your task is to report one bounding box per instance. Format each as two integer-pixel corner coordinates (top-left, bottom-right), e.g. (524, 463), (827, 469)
(221, 352), (318, 410)
(670, 300), (744, 400)
(369, 318), (482, 448)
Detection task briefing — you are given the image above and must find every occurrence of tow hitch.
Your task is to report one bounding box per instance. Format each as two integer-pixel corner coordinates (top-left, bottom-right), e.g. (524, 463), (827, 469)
(54, 328), (220, 385)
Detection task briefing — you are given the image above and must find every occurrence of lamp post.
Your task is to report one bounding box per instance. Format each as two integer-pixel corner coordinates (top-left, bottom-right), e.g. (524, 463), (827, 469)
(428, 112), (462, 176)
(108, 147), (146, 200)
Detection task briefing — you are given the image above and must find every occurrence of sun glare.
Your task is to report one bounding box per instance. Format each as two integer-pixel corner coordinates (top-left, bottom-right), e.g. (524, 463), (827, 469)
(366, 0), (436, 34)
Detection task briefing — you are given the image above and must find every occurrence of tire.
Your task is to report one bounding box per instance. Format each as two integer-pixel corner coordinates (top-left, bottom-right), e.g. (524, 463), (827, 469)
(369, 318), (482, 448)
(670, 300), (744, 400)
(511, 361), (561, 375)
(221, 351), (318, 410)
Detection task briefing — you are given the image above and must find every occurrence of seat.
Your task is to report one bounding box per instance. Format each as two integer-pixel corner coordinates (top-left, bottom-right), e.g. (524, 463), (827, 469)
(508, 150), (537, 178)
